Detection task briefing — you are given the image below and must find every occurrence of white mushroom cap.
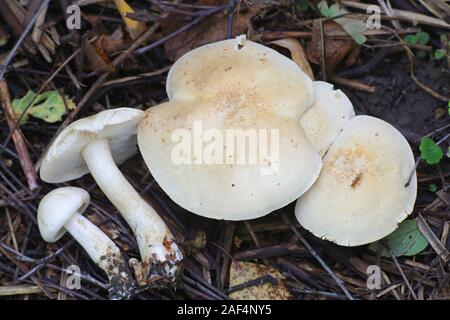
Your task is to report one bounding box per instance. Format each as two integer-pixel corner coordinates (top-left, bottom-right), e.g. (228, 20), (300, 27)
(138, 36), (321, 221)
(300, 81), (355, 157)
(295, 115), (417, 246)
(166, 35), (315, 117)
(40, 108), (144, 183)
(38, 187), (89, 242)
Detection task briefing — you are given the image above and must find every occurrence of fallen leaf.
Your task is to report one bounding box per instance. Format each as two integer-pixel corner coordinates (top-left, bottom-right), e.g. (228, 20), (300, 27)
(84, 40), (110, 72)
(84, 28), (129, 72)
(318, 1), (367, 45)
(306, 20), (355, 75)
(11, 90), (36, 123)
(98, 27), (125, 56)
(12, 90), (76, 124)
(340, 19), (367, 45)
(368, 219), (429, 257)
(162, 1), (261, 61)
(228, 261), (291, 300)
(28, 91), (76, 123)
(113, 0), (146, 40)
(271, 38), (314, 79)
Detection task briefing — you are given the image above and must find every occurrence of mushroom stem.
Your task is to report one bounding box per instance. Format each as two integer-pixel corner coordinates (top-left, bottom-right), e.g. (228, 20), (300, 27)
(64, 212), (135, 299)
(81, 138), (183, 287)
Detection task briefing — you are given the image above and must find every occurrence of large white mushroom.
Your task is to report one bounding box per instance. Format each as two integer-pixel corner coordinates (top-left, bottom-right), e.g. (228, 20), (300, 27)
(38, 187), (136, 299)
(40, 108), (183, 287)
(138, 35), (322, 221)
(295, 115), (417, 246)
(300, 81), (355, 157)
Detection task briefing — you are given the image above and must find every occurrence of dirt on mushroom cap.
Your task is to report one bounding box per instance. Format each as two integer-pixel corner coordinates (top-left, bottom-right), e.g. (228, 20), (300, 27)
(295, 115), (417, 246)
(138, 37), (322, 221)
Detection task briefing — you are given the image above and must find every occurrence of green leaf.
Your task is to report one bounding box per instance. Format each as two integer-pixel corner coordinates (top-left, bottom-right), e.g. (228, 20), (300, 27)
(439, 34), (447, 42)
(447, 146), (450, 158)
(11, 91), (37, 124)
(11, 90), (75, 124)
(404, 34), (417, 45)
(420, 137), (443, 165)
(434, 49), (446, 60)
(416, 31), (430, 45)
(297, 0), (309, 12)
(318, 1), (340, 18)
(28, 91), (76, 123)
(368, 219), (429, 257)
(428, 183), (438, 192)
(341, 19), (367, 45)
(318, 1), (367, 45)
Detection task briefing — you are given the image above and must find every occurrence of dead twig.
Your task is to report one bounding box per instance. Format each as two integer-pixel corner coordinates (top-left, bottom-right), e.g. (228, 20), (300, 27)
(0, 80), (38, 190)
(281, 214), (354, 300)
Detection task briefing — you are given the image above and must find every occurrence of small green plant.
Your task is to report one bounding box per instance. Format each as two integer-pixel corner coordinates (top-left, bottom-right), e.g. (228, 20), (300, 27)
(419, 137), (443, 165)
(12, 90), (76, 124)
(368, 219), (428, 257)
(434, 34), (450, 60)
(319, 1), (340, 17)
(434, 49), (446, 60)
(435, 34), (449, 62)
(405, 31), (430, 58)
(405, 31), (430, 45)
(428, 184), (438, 192)
(297, 0), (309, 12)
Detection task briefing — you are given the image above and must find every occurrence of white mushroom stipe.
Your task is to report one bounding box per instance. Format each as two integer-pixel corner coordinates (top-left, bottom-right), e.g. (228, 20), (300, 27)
(295, 115), (417, 246)
(40, 108), (183, 288)
(38, 187), (135, 299)
(81, 138), (183, 286)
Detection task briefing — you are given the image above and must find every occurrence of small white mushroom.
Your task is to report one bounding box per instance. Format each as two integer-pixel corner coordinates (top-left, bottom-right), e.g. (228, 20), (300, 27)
(138, 35), (322, 220)
(300, 81), (355, 157)
(40, 108), (183, 287)
(38, 187), (135, 299)
(295, 115), (417, 246)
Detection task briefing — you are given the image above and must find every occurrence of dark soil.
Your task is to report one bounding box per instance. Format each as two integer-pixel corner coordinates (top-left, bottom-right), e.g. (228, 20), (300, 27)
(343, 54), (449, 142)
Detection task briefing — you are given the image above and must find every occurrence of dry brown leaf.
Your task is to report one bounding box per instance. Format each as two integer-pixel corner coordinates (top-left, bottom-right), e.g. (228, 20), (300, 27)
(162, 1), (260, 61)
(228, 261), (291, 300)
(306, 20), (355, 75)
(271, 38), (314, 80)
(98, 28), (126, 56)
(84, 28), (128, 72)
(84, 40), (110, 72)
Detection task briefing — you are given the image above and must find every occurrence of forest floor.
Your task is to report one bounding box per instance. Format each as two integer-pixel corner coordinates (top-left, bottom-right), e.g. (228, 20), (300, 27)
(0, 0), (449, 300)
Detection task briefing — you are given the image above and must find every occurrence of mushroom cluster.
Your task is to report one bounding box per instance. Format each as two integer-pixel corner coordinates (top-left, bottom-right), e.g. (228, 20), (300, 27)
(136, 35), (417, 246)
(36, 36), (418, 300)
(39, 108), (183, 296)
